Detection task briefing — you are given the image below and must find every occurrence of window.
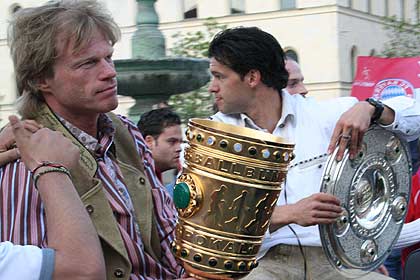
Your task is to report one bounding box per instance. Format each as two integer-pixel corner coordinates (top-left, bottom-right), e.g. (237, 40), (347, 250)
(280, 0), (295, 10)
(230, 0), (245, 14)
(285, 49), (299, 63)
(384, 0), (389, 16)
(350, 46), (358, 81)
(369, 49), (376, 56)
(184, 0), (197, 19)
(367, 0), (372, 13)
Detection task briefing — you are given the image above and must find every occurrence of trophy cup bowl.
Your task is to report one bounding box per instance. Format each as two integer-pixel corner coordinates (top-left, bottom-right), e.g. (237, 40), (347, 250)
(171, 119), (295, 279)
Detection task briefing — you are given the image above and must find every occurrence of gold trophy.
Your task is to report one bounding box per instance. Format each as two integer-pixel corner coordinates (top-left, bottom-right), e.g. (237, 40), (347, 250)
(172, 119), (295, 279)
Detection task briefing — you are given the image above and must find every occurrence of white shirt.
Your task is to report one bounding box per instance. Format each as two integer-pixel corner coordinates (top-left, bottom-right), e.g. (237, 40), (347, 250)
(210, 91), (420, 257)
(0, 241), (54, 280)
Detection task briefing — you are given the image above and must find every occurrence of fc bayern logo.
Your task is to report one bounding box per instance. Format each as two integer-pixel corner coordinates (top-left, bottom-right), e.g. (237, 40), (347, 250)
(373, 78), (415, 100)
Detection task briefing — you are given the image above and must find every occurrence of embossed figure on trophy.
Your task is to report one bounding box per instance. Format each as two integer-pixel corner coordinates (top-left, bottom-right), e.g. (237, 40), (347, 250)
(206, 185), (228, 228)
(261, 195), (279, 229)
(224, 190), (249, 230)
(244, 193), (270, 231)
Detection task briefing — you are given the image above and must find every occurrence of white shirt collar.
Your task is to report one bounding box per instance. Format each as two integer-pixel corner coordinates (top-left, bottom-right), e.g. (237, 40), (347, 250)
(238, 90), (297, 131)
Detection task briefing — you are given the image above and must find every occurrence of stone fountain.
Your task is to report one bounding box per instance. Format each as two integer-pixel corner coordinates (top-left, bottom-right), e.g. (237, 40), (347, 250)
(115, 0), (210, 120)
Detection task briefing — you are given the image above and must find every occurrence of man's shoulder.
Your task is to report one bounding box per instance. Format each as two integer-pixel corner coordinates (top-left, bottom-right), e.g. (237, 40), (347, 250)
(108, 113), (148, 151)
(209, 112), (242, 126)
(108, 113), (142, 136)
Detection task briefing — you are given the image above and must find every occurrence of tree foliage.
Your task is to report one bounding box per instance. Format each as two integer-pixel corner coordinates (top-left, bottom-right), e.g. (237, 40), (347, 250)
(167, 19), (226, 123)
(169, 18), (227, 59)
(381, 1), (420, 57)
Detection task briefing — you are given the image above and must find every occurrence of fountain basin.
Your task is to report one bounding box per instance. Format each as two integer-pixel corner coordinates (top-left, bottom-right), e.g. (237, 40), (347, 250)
(115, 57), (210, 98)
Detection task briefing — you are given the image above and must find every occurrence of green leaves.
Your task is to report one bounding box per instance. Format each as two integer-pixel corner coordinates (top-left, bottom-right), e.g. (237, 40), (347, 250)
(168, 18), (226, 123)
(169, 18), (227, 59)
(381, 1), (420, 58)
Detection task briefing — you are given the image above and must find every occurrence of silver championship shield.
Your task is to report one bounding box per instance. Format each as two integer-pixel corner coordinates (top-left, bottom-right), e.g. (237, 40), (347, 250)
(320, 125), (411, 277)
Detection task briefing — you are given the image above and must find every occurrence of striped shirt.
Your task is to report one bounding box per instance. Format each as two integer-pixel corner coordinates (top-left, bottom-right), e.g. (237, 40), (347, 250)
(0, 114), (182, 279)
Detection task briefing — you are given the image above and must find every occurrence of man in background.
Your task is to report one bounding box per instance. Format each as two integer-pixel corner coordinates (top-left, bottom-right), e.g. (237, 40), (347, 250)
(285, 57), (308, 97)
(138, 108), (183, 194)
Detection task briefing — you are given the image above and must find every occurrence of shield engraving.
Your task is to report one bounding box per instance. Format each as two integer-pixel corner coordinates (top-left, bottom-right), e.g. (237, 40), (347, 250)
(320, 125), (411, 277)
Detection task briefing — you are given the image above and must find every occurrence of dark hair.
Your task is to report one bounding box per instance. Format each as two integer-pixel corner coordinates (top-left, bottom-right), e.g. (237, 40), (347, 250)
(137, 108), (181, 138)
(208, 27), (289, 92)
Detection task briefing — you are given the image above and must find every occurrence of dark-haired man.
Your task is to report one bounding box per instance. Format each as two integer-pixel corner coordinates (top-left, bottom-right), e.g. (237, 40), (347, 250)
(138, 108), (183, 186)
(208, 26), (420, 279)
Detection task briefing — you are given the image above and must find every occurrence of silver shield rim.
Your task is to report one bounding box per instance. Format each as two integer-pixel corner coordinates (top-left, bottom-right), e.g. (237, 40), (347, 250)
(319, 125), (411, 278)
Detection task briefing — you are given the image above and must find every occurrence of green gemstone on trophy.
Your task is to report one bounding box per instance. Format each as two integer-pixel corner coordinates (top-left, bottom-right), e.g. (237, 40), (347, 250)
(193, 254), (202, 262)
(224, 261), (233, 269)
(173, 182), (191, 209)
(220, 140), (228, 149)
(209, 258), (218, 267)
(238, 261), (246, 270)
(181, 249), (188, 257)
(248, 147), (257, 156)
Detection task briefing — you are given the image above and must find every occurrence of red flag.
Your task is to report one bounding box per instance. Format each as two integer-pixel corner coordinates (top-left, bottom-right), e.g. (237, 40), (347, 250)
(351, 56), (420, 101)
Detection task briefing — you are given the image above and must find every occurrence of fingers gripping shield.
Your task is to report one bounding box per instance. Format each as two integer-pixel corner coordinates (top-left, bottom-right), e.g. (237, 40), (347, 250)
(320, 125), (411, 277)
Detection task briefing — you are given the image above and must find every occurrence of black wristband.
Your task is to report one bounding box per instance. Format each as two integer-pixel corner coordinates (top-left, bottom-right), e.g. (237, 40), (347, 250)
(365, 98), (384, 124)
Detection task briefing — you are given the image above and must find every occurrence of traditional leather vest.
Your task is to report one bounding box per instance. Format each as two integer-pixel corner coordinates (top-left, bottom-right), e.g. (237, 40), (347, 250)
(34, 105), (162, 280)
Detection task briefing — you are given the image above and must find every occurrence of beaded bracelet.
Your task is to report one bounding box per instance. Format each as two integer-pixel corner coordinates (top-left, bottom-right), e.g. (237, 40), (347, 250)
(33, 166), (71, 189)
(32, 161), (67, 175)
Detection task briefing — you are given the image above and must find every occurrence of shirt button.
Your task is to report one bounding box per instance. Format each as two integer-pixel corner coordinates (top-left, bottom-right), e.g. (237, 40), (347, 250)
(139, 178), (146, 185)
(114, 268), (125, 278)
(279, 124), (285, 128)
(85, 205), (94, 214)
(318, 164), (323, 169)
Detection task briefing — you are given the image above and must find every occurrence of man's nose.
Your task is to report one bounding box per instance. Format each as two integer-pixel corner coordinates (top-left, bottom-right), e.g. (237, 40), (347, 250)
(208, 79), (218, 93)
(299, 83), (308, 97)
(99, 59), (117, 80)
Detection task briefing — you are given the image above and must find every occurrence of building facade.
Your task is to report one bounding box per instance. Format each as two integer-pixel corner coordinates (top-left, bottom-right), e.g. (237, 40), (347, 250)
(0, 0), (418, 124)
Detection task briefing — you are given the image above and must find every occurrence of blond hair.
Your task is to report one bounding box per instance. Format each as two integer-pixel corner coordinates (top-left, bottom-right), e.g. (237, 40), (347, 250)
(8, 0), (121, 118)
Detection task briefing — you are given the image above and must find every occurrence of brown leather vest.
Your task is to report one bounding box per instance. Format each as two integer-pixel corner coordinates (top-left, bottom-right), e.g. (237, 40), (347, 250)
(34, 105), (162, 280)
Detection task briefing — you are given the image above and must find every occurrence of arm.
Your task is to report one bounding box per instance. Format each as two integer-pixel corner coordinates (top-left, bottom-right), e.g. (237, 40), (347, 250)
(9, 116), (105, 280)
(394, 219), (420, 249)
(327, 100), (395, 161)
(269, 193), (342, 232)
(328, 96), (420, 161)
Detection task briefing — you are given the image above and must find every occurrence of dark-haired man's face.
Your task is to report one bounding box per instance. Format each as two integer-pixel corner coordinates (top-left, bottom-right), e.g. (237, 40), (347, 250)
(208, 58), (254, 114)
(146, 125), (183, 172)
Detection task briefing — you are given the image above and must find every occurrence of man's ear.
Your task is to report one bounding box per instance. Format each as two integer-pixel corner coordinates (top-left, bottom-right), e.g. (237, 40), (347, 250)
(245, 69), (261, 88)
(37, 77), (52, 94)
(144, 135), (156, 150)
